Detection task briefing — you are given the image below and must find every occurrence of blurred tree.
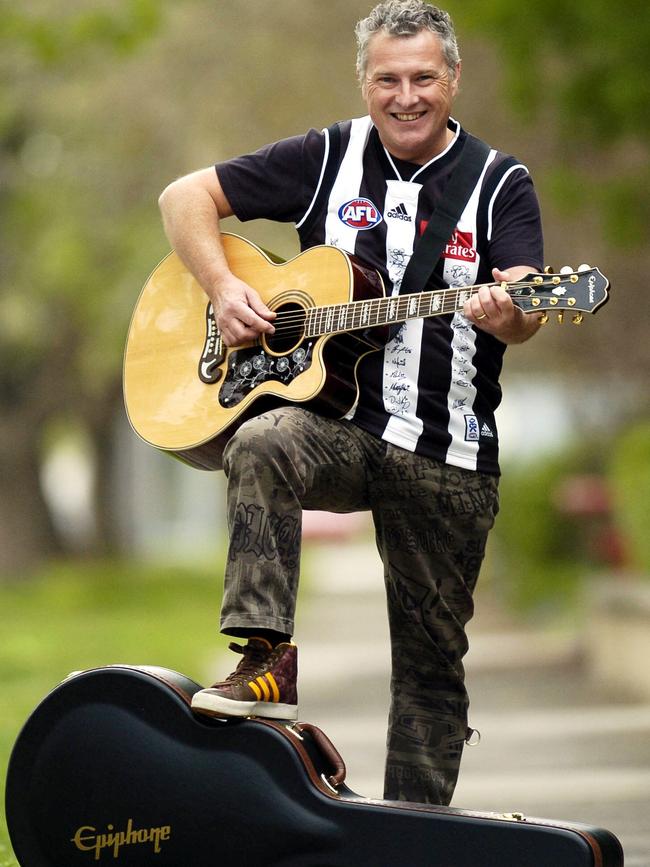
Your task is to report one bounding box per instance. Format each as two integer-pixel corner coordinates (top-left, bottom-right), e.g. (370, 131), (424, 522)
(0, 1), (167, 575)
(456, 0), (650, 246)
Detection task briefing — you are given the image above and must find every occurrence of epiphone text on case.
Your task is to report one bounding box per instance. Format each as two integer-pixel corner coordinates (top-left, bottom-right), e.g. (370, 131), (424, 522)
(71, 817), (171, 860)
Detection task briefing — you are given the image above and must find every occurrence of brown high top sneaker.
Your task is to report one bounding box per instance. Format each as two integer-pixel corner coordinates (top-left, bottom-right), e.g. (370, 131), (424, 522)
(191, 637), (298, 720)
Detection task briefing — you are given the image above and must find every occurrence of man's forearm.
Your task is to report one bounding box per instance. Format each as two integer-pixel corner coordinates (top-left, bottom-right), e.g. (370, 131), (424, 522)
(158, 169), (233, 298)
(499, 308), (543, 344)
(158, 169), (276, 346)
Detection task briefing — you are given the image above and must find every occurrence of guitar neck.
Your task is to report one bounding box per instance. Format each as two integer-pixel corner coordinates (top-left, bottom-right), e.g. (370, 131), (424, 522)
(306, 282), (500, 338)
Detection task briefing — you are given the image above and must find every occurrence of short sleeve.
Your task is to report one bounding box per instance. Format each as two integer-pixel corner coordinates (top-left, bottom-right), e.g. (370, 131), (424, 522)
(215, 128), (327, 224)
(487, 167), (544, 272)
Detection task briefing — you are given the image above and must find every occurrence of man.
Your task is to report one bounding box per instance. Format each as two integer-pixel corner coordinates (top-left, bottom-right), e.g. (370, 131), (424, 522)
(158, 0), (543, 805)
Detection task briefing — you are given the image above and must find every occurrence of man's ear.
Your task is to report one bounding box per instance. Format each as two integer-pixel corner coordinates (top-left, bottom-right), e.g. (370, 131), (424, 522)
(451, 60), (462, 96)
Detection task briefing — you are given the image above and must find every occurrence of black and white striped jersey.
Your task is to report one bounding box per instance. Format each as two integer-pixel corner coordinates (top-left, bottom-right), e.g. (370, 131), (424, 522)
(216, 116), (544, 474)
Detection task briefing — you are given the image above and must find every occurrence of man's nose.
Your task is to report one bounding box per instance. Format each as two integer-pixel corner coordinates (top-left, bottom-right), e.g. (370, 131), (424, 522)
(395, 80), (418, 107)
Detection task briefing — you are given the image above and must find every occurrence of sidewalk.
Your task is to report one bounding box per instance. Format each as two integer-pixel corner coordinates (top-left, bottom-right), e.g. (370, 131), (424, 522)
(294, 535), (650, 867)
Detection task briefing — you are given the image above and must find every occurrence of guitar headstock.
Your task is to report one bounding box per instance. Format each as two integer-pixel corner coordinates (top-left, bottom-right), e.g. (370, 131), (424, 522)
(510, 265), (610, 322)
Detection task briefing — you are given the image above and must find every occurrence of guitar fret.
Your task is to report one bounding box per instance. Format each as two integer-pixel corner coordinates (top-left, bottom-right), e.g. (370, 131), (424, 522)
(312, 306), (322, 337)
(309, 283), (490, 338)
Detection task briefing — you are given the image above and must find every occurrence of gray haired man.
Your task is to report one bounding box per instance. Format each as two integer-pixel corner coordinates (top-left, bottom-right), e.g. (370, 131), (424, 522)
(159, 0), (543, 804)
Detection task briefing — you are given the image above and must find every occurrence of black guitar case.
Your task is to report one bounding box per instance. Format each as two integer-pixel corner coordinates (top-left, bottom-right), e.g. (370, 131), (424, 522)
(5, 665), (624, 866)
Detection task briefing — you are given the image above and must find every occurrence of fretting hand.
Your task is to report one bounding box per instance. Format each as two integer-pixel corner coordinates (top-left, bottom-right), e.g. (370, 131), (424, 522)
(463, 266), (542, 344)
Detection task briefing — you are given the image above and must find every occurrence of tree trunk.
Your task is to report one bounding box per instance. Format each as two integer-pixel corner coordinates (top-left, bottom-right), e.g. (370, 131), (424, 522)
(88, 382), (124, 557)
(0, 425), (63, 579)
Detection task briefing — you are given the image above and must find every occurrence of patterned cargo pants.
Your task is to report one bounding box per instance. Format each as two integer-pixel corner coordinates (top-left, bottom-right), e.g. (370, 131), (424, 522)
(220, 407), (499, 805)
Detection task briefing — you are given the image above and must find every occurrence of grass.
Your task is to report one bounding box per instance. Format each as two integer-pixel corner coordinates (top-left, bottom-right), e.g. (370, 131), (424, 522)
(0, 557), (229, 866)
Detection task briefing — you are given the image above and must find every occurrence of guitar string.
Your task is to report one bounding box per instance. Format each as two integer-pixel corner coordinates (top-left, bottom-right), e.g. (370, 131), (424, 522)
(263, 279), (550, 337)
(266, 281), (527, 327)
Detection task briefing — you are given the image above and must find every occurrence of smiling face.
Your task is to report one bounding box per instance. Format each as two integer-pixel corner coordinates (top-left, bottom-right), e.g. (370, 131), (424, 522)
(361, 29), (461, 165)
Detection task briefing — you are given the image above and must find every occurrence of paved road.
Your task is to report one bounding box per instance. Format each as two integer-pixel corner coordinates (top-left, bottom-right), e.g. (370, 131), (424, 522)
(294, 538), (650, 866)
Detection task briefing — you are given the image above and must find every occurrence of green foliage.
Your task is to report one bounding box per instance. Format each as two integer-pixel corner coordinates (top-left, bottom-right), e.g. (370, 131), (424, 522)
(0, 558), (227, 864)
(0, 1), (163, 64)
(453, 0), (650, 246)
(494, 459), (578, 613)
(455, 0), (650, 140)
(0, 0), (186, 572)
(608, 421), (650, 573)
(493, 443), (609, 613)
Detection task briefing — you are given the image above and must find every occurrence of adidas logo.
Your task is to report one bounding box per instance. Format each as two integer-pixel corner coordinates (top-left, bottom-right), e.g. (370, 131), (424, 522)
(386, 202), (412, 221)
(481, 422), (494, 438)
(248, 672), (281, 702)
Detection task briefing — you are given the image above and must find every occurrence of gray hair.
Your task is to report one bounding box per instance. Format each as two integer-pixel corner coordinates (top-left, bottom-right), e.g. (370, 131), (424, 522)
(355, 0), (460, 83)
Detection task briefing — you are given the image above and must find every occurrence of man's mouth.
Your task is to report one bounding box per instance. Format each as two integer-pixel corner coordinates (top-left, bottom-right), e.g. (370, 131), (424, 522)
(392, 112), (426, 122)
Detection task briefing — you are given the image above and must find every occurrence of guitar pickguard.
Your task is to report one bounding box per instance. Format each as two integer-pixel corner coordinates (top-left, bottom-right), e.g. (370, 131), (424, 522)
(219, 342), (314, 409)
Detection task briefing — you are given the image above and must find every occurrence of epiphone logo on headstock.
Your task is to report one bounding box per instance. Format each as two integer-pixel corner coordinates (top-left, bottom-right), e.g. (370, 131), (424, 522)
(589, 273), (597, 303)
(71, 817), (171, 860)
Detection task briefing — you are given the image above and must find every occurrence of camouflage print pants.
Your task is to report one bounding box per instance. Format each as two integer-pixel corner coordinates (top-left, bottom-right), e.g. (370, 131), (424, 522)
(220, 407), (499, 806)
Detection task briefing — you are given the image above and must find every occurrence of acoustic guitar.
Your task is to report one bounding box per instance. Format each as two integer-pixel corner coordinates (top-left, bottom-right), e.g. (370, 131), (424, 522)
(123, 234), (609, 470)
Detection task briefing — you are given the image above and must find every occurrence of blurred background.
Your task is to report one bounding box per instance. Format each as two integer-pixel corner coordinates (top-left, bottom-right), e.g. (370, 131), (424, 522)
(1, 1), (649, 864)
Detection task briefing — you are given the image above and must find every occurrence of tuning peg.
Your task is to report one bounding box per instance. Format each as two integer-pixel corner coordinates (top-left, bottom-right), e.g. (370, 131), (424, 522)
(577, 263), (590, 272)
(538, 312), (549, 324)
(557, 311), (564, 324)
(544, 265), (554, 274)
(572, 313), (584, 325)
(560, 265), (573, 275)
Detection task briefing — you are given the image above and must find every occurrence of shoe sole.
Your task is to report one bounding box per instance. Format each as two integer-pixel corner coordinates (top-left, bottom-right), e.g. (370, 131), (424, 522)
(190, 691), (298, 720)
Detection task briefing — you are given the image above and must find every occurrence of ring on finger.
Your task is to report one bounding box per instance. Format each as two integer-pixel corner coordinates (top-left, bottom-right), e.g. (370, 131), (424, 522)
(476, 313), (487, 320)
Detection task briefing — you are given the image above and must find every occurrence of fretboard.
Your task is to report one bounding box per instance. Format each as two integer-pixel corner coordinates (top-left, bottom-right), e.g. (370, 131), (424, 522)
(305, 285), (483, 338)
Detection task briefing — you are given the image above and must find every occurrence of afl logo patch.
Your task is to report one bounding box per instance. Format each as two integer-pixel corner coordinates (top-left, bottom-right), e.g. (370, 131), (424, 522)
(338, 198), (383, 230)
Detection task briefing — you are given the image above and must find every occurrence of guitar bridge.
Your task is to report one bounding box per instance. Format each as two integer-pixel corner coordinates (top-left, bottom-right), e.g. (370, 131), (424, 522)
(198, 303), (225, 384)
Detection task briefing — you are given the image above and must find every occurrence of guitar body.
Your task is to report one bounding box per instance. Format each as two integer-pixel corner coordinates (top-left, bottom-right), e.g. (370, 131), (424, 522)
(5, 666), (623, 866)
(123, 235), (387, 470)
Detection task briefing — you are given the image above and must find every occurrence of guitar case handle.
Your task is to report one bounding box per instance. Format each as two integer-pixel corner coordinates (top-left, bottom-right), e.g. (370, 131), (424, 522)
(294, 721), (347, 787)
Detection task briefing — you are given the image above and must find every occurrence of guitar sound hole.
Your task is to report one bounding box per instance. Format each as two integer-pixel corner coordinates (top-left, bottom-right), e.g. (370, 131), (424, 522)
(265, 302), (306, 355)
